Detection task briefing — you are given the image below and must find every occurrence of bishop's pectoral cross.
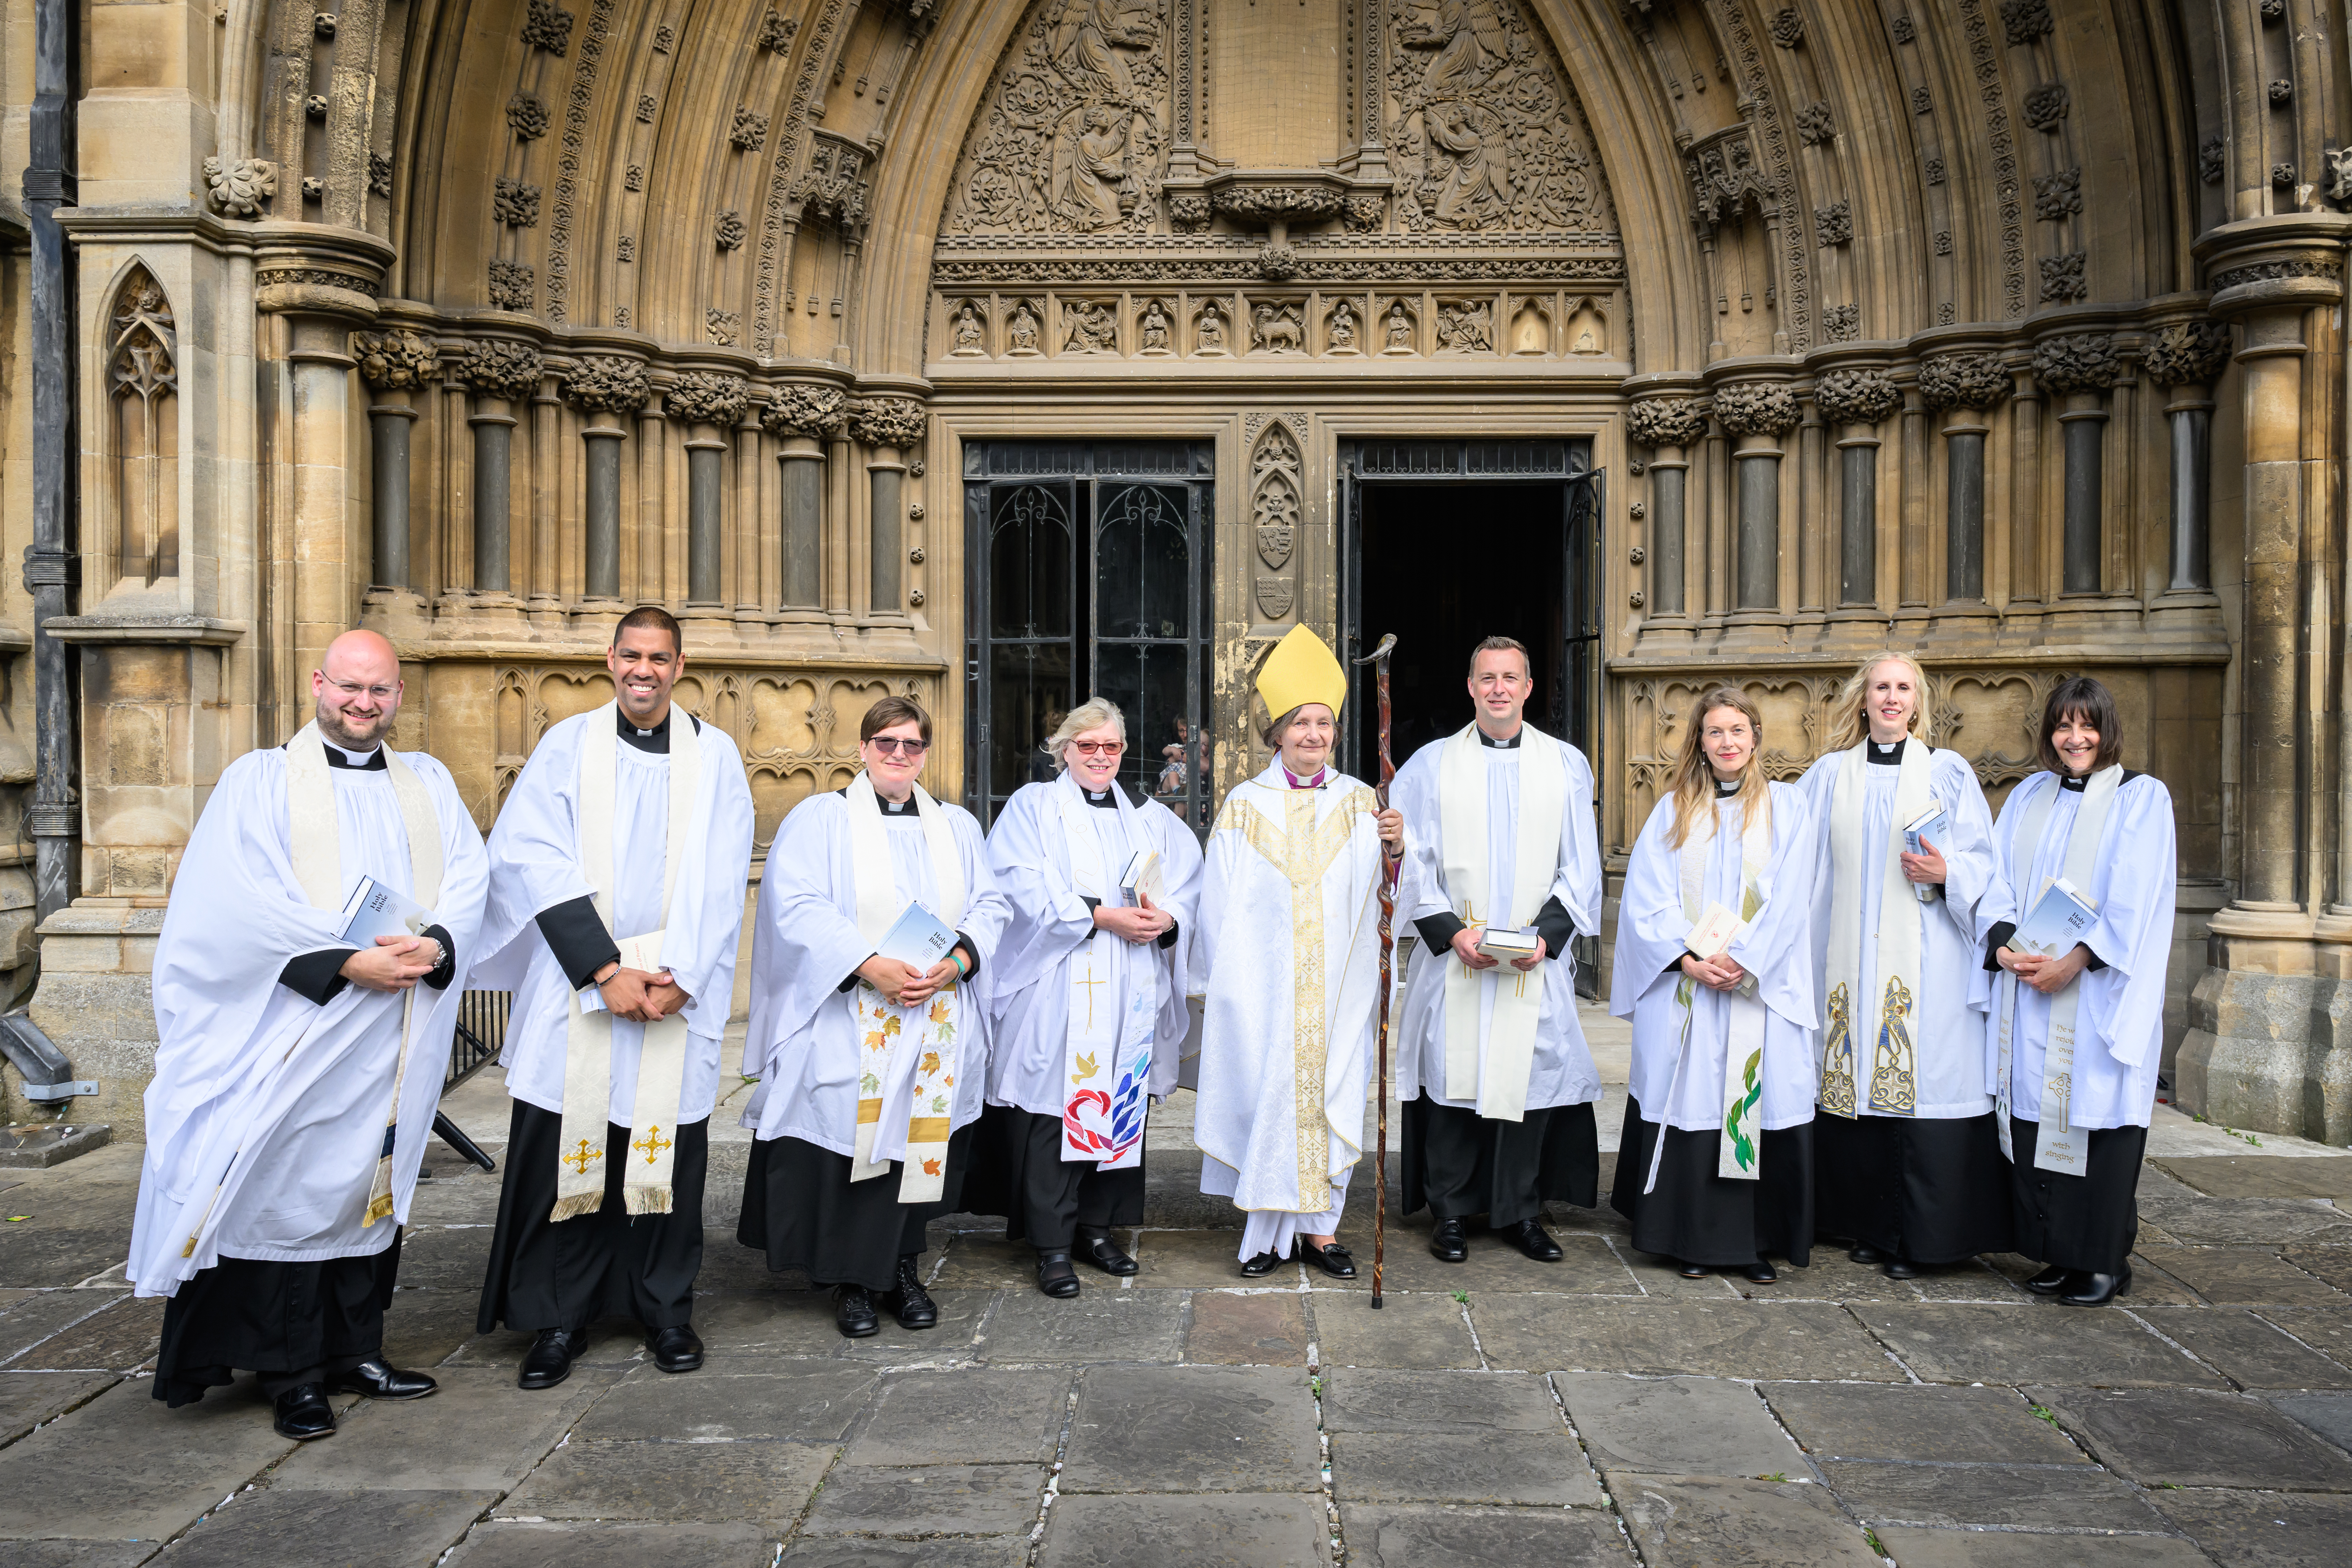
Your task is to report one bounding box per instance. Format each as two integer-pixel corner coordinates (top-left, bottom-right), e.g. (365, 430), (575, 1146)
(1075, 962), (1107, 1029)
(562, 1138), (600, 1175)
(632, 1123), (673, 1167)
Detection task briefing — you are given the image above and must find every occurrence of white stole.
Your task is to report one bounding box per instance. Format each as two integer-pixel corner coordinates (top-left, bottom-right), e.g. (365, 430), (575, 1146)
(1648, 787), (1773, 1192)
(284, 722), (443, 1232)
(845, 771), (967, 1203)
(553, 704), (702, 1222)
(1820, 742), (1932, 1118)
(1053, 778), (1156, 1169)
(1997, 765), (2122, 1174)
(1436, 724), (1567, 1121)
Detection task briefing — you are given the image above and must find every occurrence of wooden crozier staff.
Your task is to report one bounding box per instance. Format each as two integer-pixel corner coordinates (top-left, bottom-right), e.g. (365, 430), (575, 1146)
(1353, 632), (1400, 1307)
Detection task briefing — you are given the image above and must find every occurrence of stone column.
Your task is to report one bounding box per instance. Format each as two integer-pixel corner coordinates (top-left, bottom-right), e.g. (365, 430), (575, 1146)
(664, 372), (750, 611)
(1624, 397), (1705, 620)
(1919, 351), (2010, 604)
(2030, 334), (2120, 597)
(453, 339), (542, 609)
(764, 383), (848, 622)
(2141, 319), (2234, 594)
(1712, 381), (1800, 614)
(351, 329), (439, 599)
(851, 397), (928, 619)
(1814, 369), (1901, 607)
(561, 355), (652, 608)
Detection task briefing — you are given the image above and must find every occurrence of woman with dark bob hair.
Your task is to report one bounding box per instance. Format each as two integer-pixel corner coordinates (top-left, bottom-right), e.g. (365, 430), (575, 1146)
(1976, 676), (2176, 1305)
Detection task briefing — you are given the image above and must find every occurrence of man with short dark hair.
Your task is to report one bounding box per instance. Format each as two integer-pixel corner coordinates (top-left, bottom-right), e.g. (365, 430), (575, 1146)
(471, 607), (755, 1389)
(1388, 635), (1605, 1265)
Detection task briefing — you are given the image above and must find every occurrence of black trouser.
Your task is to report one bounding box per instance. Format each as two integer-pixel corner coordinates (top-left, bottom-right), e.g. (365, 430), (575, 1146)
(153, 1237), (401, 1407)
(2007, 1116), (2145, 1275)
(1402, 1095), (1598, 1228)
(968, 1102), (1148, 1249)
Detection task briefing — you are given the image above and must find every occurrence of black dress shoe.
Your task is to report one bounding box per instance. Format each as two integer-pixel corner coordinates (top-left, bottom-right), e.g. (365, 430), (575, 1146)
(1510, 1219), (1564, 1263)
(331, 1358), (437, 1400)
(1429, 1218), (1469, 1263)
(879, 1254), (939, 1330)
(1239, 1249), (1286, 1277)
(1882, 1258), (1926, 1279)
(648, 1324), (704, 1373)
(1849, 1243), (1888, 1266)
(1741, 1258), (1779, 1284)
(273, 1383), (335, 1441)
(1303, 1241), (1357, 1279)
(1036, 1251), (1081, 1298)
(834, 1284), (880, 1338)
(1078, 1234), (1138, 1276)
(1677, 1259), (1712, 1278)
(2022, 1264), (2073, 1296)
(2059, 1264), (2131, 1306)
(518, 1328), (588, 1390)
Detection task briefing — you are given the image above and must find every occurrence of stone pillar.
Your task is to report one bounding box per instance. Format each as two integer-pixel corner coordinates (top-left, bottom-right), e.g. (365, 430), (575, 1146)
(2030, 334), (2120, 597)
(1624, 397), (1705, 621)
(763, 382), (846, 621)
(1919, 350), (2010, 605)
(1815, 369), (1900, 607)
(851, 396), (928, 619)
(1712, 381), (1800, 615)
(2141, 319), (2234, 594)
(561, 355), (652, 608)
(663, 373), (750, 613)
(452, 339), (542, 609)
(352, 330), (436, 598)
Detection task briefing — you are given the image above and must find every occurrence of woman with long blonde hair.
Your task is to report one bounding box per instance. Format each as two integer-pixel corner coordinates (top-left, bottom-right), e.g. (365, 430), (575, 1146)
(1798, 653), (2010, 1279)
(1607, 687), (1820, 1281)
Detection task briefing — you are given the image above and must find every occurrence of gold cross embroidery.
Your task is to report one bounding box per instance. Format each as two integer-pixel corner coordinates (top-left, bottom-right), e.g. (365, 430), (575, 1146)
(1075, 962), (1107, 1029)
(562, 1138), (600, 1175)
(631, 1124), (673, 1166)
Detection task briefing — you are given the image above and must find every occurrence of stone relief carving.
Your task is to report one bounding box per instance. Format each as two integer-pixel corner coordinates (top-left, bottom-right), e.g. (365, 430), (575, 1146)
(1934, 230), (1953, 255)
(1911, 86), (1931, 115)
(2030, 333), (2118, 394)
(1769, 9), (1804, 48)
(1342, 194), (1387, 231)
(1064, 299), (1119, 353)
(2268, 79), (2294, 105)
(522, 0), (574, 54)
(2209, 257), (2342, 290)
(2037, 251), (2086, 302)
(508, 95), (550, 140)
(1956, 0), (2026, 319)
(1381, 299), (1418, 352)
(1795, 102), (1835, 146)
(942, 0), (1168, 236)
(1256, 246), (1300, 283)
(2000, 0), (2051, 44)
(369, 152), (394, 196)
(1254, 576), (1295, 620)
(731, 107), (772, 152)
(1167, 193), (1211, 231)
(494, 177), (542, 227)
(1250, 301), (1305, 353)
(2201, 135), (2225, 184)
(488, 260), (535, 311)
(2325, 147), (2352, 207)
(1920, 351), (2011, 409)
(301, 177), (325, 202)
(1713, 381), (1801, 437)
(707, 309), (742, 347)
(1813, 369), (1901, 426)
(544, 0), (617, 326)
(352, 329), (439, 391)
(665, 372), (751, 426)
(2273, 163), (2298, 189)
(457, 339), (544, 400)
(1623, 397), (1707, 448)
(2140, 320), (2233, 387)
(625, 163), (645, 192)
(2033, 167), (2082, 220)
(1924, 156), (1945, 184)
(1386, 0), (1616, 233)
(1195, 298), (1229, 353)
(1435, 298), (1494, 352)
(790, 135), (872, 231)
(715, 210), (748, 250)
(1006, 300), (1043, 352)
(2022, 83), (2069, 131)
(1892, 15), (1916, 42)
(1686, 132), (1769, 229)
(307, 94), (329, 120)
(256, 266), (379, 294)
(759, 11), (798, 51)
(617, 236), (636, 262)
(1823, 304), (1859, 341)
(851, 397), (928, 449)
(1251, 423), (1301, 571)
(202, 157), (276, 218)
(557, 354), (658, 421)
(1136, 298), (1173, 352)
(653, 22), (675, 50)
(951, 300), (989, 353)
(762, 383), (849, 437)
(1814, 200), (1852, 246)
(1326, 299), (1359, 353)
(637, 94), (657, 123)
(315, 11), (336, 38)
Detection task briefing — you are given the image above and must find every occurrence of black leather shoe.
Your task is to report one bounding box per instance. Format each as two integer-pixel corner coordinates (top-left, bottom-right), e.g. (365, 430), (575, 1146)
(1511, 1220), (1564, 1263)
(648, 1324), (703, 1373)
(1429, 1218), (1469, 1263)
(2022, 1264), (2072, 1296)
(1677, 1260), (1712, 1278)
(1079, 1234), (1139, 1276)
(1239, 1249), (1285, 1277)
(1849, 1243), (1888, 1266)
(518, 1328), (588, 1390)
(1883, 1258), (1926, 1279)
(1304, 1241), (1357, 1279)
(879, 1254), (938, 1330)
(272, 1383), (335, 1441)
(1741, 1258), (1779, 1284)
(2059, 1265), (2131, 1306)
(331, 1358), (437, 1400)
(1036, 1251), (1081, 1298)
(834, 1284), (880, 1338)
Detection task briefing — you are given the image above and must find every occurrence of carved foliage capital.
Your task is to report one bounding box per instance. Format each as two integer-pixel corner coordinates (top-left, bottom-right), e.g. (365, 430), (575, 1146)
(202, 157), (276, 218)
(664, 371), (751, 426)
(1812, 368), (1901, 426)
(2140, 320), (2233, 387)
(1623, 397), (1708, 448)
(561, 354), (651, 414)
(1918, 351), (2010, 411)
(1712, 380), (1801, 438)
(850, 396), (927, 450)
(762, 383), (848, 438)
(457, 339), (544, 401)
(351, 329), (440, 391)
(2031, 333), (2119, 395)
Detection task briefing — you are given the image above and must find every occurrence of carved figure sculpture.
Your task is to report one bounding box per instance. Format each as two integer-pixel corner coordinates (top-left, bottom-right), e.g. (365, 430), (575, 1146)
(1139, 299), (1171, 352)
(1050, 105), (1137, 231)
(1384, 301), (1416, 351)
(1007, 302), (1041, 353)
(1328, 300), (1358, 351)
(952, 302), (986, 353)
(1197, 299), (1228, 353)
(1066, 300), (1119, 354)
(1251, 303), (1304, 353)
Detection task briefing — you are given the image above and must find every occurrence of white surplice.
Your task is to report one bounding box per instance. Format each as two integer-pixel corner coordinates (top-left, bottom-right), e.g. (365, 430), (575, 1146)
(1191, 763), (1388, 1260)
(471, 711), (756, 1128)
(128, 743), (489, 1297)
(1391, 729), (1603, 1118)
(1800, 742), (2000, 1119)
(740, 790), (1010, 1156)
(982, 777), (1205, 1116)
(1607, 783), (1820, 1133)
(1971, 771), (2177, 1129)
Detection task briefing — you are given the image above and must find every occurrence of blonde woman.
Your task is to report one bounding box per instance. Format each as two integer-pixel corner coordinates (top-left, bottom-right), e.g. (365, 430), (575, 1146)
(968, 698), (1204, 1298)
(1799, 653), (2010, 1277)
(1607, 688), (1819, 1281)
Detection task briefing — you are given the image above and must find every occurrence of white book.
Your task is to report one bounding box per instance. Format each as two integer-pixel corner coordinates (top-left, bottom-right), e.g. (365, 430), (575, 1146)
(876, 899), (959, 969)
(2011, 877), (2099, 958)
(1117, 849), (1166, 909)
(1685, 902), (1744, 960)
(1474, 924), (1541, 961)
(337, 875), (434, 947)
(1902, 802), (1948, 904)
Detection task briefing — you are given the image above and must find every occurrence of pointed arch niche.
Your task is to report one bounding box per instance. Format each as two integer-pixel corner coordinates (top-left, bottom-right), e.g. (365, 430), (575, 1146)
(104, 267), (180, 593)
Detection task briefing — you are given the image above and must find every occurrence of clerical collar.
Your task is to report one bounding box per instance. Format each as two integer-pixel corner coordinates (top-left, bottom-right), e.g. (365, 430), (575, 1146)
(2059, 772), (2092, 793)
(1282, 765), (1327, 790)
(1083, 786), (1119, 810)
(878, 794), (916, 815)
(1713, 776), (1743, 797)
(1477, 728), (1522, 749)
(618, 706), (672, 755)
(1867, 738), (1907, 766)
(322, 740), (387, 771)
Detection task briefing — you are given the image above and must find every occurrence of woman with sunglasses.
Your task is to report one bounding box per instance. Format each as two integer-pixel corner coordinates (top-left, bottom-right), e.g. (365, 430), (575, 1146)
(966, 699), (1205, 1297)
(739, 697), (1010, 1338)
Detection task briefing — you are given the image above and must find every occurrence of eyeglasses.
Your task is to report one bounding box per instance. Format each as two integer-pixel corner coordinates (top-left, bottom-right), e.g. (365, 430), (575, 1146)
(1069, 741), (1125, 756)
(325, 678), (398, 701)
(868, 737), (929, 756)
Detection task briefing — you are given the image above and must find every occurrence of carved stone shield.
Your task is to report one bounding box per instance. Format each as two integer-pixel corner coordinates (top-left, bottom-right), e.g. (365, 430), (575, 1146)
(1255, 523), (1294, 570)
(1254, 575), (1295, 620)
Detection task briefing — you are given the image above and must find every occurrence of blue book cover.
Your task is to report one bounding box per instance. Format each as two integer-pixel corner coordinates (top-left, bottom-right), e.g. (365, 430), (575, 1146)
(337, 875), (433, 946)
(2012, 877), (2098, 957)
(876, 899), (958, 969)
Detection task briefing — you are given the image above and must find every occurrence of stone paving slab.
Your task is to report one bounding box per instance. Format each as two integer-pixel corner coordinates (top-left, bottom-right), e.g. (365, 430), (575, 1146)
(573, 1360), (876, 1443)
(272, 1366), (620, 1491)
(1316, 1228), (1634, 1296)
(692, 1289), (874, 1356)
(977, 1287), (1185, 1364)
(1870, 1526), (2215, 1567)
(1854, 1301), (2219, 1387)
(3, 1295), (158, 1372)
(1337, 1504), (1630, 1567)
(0, 1376), (310, 1540)
(1815, 1459), (2165, 1531)
(1329, 1429), (1602, 1505)
(0, 1371), (116, 1447)
(448, 1521), (778, 1567)
(0, 1541), (159, 1568)
(1060, 1366), (1319, 1494)
(0, 1228), (139, 1290)
(2269, 1390), (2352, 1452)
(1184, 1291), (1308, 1364)
(930, 1232), (1045, 1291)
(497, 1438), (834, 1525)
(1761, 1249), (1926, 1302)
(1893, 1259), (2040, 1302)
(799, 1462), (1045, 1537)
(1757, 1382), (2087, 1465)
(1612, 1474), (1884, 1567)
(2250, 1307), (2352, 1373)
(2136, 1306), (2352, 1389)
(1601, 1248), (1743, 1299)
(2134, 1186), (2352, 1247)
(835, 1289), (993, 1365)
(161, 1487), (495, 1568)
(2284, 1246), (2352, 1295)
(392, 1225), (498, 1289)
(0, 1291), (123, 1363)
(2152, 1156), (2352, 1201)
(1557, 1373), (1807, 1478)
(843, 1367), (1070, 1467)
(1308, 1290), (1478, 1369)
(380, 1288), (489, 1369)
(2136, 1246), (2349, 1305)
(783, 1538), (1027, 1568)
(1037, 1493), (1329, 1568)
(1478, 1298), (1902, 1380)
(448, 1320), (645, 1372)
(2148, 1487), (2352, 1567)
(1319, 1368), (1560, 1434)
(2027, 1384), (2352, 1489)
(1135, 1229), (1278, 1289)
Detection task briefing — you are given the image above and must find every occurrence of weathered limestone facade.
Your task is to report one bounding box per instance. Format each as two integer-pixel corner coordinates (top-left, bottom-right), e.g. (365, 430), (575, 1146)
(2, 0), (2348, 1143)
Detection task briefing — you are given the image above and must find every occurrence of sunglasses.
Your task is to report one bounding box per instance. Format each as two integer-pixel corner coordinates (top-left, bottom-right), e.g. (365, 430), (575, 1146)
(868, 737), (928, 756)
(1069, 741), (1124, 756)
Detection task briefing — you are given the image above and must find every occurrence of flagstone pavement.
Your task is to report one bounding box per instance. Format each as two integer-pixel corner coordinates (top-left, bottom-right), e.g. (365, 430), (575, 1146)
(5, 1009), (2352, 1566)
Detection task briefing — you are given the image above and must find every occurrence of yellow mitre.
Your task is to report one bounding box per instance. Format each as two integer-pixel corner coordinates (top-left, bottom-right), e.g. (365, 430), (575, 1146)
(1256, 624), (1348, 720)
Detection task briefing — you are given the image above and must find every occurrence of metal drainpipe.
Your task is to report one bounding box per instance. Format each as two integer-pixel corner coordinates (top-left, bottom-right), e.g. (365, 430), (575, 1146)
(22, 0), (78, 929)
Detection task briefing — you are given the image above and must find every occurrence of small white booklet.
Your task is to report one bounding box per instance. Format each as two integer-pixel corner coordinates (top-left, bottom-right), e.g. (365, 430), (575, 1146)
(1685, 902), (1744, 959)
(1902, 801), (1948, 903)
(337, 875), (434, 947)
(2012, 877), (2098, 957)
(1118, 849), (1166, 909)
(1474, 925), (1542, 962)
(877, 899), (959, 969)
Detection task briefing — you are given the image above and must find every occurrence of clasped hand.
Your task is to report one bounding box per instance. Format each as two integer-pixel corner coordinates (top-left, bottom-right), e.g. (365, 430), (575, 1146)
(1451, 927), (1547, 973)
(340, 933), (440, 993)
(1680, 951), (1747, 992)
(1899, 836), (1948, 887)
(1998, 943), (2090, 996)
(858, 952), (961, 1006)
(1095, 893), (1172, 945)
(598, 964), (692, 1022)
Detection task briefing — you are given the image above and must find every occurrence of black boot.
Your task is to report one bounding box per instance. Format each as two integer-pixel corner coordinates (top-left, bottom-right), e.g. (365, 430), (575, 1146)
(2059, 1264), (2131, 1306)
(879, 1254), (939, 1330)
(2022, 1264), (2072, 1296)
(833, 1284), (880, 1338)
